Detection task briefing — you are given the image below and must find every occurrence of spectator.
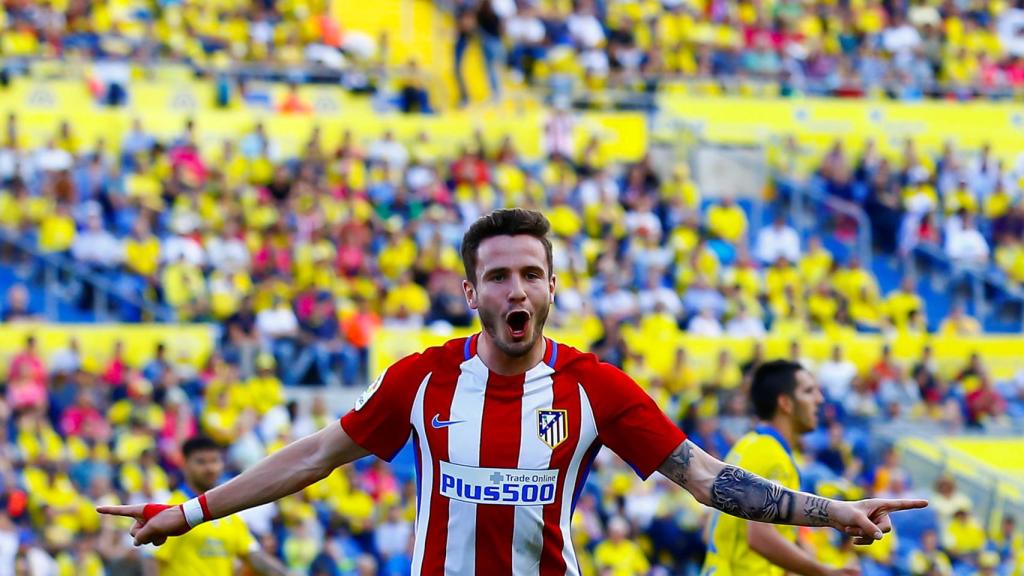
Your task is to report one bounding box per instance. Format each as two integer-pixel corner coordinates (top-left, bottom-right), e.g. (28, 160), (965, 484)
(688, 308), (723, 336)
(705, 194), (748, 245)
(1, 284), (38, 322)
(375, 506), (412, 561)
(291, 293), (360, 387)
(944, 507), (987, 568)
(223, 295), (260, 378)
(909, 529), (953, 576)
(397, 60), (433, 114)
(725, 302), (766, 338)
(256, 294), (301, 371)
(940, 302), (982, 335)
(754, 212), (801, 264)
(931, 474), (973, 529)
(593, 516), (649, 576)
(945, 211), (990, 267)
(817, 345), (858, 403)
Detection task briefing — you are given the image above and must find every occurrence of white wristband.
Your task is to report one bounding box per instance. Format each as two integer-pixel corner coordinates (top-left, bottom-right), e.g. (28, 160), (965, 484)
(181, 497), (206, 528)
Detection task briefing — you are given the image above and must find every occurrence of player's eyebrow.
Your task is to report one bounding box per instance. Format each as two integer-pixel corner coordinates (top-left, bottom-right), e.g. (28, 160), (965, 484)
(483, 264), (545, 278)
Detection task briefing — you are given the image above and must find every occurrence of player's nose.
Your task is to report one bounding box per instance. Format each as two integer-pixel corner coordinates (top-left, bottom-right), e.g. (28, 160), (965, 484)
(507, 276), (527, 301)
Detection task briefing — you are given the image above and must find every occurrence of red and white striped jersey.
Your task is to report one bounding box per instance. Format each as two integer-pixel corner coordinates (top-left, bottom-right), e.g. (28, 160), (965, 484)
(340, 334), (687, 576)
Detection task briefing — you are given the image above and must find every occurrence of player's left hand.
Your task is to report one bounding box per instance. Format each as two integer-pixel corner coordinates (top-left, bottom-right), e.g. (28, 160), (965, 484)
(831, 498), (928, 545)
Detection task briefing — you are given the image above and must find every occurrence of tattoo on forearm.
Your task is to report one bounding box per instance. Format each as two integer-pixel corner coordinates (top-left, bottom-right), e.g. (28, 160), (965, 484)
(710, 466), (795, 523)
(661, 441), (694, 485)
(803, 496), (832, 526)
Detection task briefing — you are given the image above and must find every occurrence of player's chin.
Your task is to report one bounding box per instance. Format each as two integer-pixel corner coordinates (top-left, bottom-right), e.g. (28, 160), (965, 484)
(498, 332), (537, 357)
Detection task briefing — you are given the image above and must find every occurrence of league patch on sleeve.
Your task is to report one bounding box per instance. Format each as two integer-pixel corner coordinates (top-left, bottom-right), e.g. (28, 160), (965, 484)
(355, 368), (387, 411)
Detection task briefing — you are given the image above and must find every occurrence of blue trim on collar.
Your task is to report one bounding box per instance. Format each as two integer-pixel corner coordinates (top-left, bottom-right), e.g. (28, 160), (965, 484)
(754, 424), (793, 458)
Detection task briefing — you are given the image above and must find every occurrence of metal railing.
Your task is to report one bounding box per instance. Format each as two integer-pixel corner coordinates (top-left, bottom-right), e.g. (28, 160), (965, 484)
(887, 426), (1024, 531)
(790, 178), (874, 271)
(911, 241), (1024, 330)
(0, 229), (176, 323)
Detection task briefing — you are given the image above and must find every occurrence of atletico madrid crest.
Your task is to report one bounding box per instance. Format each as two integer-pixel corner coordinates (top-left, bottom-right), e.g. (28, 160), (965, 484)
(537, 409), (568, 449)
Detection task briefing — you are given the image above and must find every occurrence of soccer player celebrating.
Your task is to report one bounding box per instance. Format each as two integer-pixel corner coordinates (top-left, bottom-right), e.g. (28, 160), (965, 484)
(100, 209), (926, 575)
(702, 360), (861, 576)
(145, 437), (292, 576)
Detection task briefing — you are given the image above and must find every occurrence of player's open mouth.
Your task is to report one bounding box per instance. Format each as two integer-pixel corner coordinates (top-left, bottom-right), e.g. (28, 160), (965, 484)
(506, 310), (531, 339)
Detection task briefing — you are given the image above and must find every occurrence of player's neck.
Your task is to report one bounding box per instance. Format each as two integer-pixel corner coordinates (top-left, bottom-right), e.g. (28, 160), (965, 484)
(765, 417), (797, 448)
(477, 332), (547, 376)
(185, 480), (208, 495)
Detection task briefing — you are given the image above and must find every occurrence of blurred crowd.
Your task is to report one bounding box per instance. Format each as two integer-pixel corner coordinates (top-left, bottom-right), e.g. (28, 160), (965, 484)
(440, 0), (1024, 105)
(0, 330), (1023, 574)
(11, 0), (1024, 107)
(769, 134), (1024, 295)
(0, 0), (377, 73)
(3, 109), (1017, 389)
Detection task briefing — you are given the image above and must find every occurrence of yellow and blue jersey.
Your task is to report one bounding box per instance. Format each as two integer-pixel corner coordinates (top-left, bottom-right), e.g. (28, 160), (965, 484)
(152, 488), (258, 576)
(701, 426), (801, 576)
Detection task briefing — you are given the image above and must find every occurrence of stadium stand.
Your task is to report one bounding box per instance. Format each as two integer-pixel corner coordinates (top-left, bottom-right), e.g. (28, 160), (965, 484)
(2, 0), (1024, 574)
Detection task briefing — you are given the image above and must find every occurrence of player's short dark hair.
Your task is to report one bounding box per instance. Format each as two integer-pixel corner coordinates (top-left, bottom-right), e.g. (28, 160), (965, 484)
(182, 436), (221, 459)
(461, 208), (553, 285)
(750, 359), (805, 420)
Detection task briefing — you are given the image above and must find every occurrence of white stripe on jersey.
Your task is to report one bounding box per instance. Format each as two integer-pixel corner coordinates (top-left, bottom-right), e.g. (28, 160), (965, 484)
(511, 363), (557, 575)
(410, 372), (434, 576)
(444, 356), (488, 575)
(560, 385), (599, 576)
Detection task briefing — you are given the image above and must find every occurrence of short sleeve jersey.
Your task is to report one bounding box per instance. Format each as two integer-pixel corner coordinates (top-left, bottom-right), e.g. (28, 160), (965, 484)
(340, 334), (686, 576)
(152, 488), (258, 576)
(700, 426), (801, 576)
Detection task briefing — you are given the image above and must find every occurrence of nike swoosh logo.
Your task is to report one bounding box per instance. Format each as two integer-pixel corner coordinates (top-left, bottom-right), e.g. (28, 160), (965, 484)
(431, 414), (465, 429)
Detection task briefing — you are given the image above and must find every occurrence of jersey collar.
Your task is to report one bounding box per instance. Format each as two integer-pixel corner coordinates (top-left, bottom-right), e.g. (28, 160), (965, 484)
(754, 424), (794, 460)
(464, 333), (558, 369)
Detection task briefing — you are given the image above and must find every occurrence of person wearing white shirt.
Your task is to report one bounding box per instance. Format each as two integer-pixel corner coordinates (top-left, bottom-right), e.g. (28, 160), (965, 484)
(256, 296), (300, 372)
(637, 271), (683, 317)
(0, 512), (17, 576)
(818, 345), (859, 402)
(205, 220), (250, 272)
(577, 168), (620, 207)
(162, 214), (206, 267)
(945, 212), (990, 266)
(755, 213), (802, 264)
(367, 130), (409, 168)
(596, 275), (640, 319)
(567, 1), (605, 49)
(725, 304), (766, 337)
(688, 308), (724, 336)
(375, 507), (413, 560)
(72, 209), (123, 268)
(882, 14), (922, 61)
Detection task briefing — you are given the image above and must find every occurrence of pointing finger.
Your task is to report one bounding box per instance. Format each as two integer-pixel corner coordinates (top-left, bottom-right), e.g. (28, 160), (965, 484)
(96, 504), (144, 519)
(878, 499), (929, 513)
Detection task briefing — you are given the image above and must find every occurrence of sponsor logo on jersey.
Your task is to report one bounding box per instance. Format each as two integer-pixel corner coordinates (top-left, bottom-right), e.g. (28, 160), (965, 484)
(537, 409), (568, 449)
(439, 461), (558, 506)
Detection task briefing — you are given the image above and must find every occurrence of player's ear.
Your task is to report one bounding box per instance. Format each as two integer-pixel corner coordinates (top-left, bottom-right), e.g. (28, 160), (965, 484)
(777, 394), (794, 416)
(463, 279), (478, 310)
(549, 273), (557, 303)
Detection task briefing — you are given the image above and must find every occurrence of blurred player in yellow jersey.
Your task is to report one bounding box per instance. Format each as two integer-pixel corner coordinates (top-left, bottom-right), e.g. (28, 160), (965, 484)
(147, 437), (292, 576)
(701, 360), (861, 576)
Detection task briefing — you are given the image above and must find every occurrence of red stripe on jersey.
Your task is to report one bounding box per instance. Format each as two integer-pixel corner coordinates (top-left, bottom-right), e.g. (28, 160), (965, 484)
(475, 371), (525, 576)
(420, 360), (461, 576)
(539, 370), (583, 576)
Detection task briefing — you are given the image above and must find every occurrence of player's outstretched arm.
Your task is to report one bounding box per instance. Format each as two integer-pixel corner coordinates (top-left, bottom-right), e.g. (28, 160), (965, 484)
(97, 422), (370, 546)
(657, 440), (927, 545)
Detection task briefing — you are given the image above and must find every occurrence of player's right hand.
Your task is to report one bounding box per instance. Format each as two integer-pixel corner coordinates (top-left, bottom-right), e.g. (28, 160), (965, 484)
(96, 503), (189, 547)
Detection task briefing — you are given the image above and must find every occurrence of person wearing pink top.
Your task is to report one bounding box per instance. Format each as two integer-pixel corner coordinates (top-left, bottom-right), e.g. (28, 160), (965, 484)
(8, 335), (47, 411)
